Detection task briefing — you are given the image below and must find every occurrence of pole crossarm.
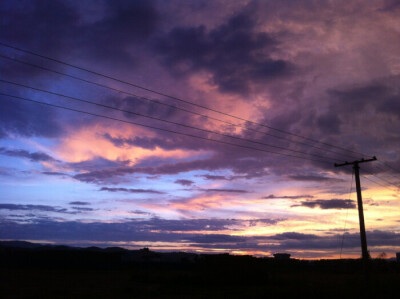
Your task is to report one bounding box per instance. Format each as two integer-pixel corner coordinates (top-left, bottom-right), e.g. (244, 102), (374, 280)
(334, 156), (377, 168)
(334, 156), (377, 262)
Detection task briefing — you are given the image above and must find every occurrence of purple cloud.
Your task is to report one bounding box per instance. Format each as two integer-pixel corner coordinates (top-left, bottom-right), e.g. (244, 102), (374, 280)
(174, 179), (194, 186)
(100, 187), (165, 194)
(292, 199), (356, 210)
(0, 147), (58, 162)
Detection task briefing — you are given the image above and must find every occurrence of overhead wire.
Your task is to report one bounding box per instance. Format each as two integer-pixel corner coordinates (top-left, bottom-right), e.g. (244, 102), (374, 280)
(0, 92), (335, 165)
(1, 42), (398, 189)
(361, 175), (398, 192)
(0, 79), (340, 162)
(0, 42), (371, 159)
(381, 161), (400, 174)
(0, 53), (361, 163)
(361, 165), (400, 190)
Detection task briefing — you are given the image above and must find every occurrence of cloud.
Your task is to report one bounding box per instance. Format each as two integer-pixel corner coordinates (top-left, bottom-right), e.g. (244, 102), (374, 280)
(288, 175), (342, 182)
(197, 174), (231, 181)
(198, 188), (250, 193)
(68, 157), (128, 171)
(99, 187), (165, 194)
(72, 151), (273, 184)
(154, 9), (291, 94)
(262, 194), (314, 199)
(292, 199), (356, 209)
(76, 0), (159, 65)
(271, 232), (320, 241)
(247, 218), (283, 226)
(129, 210), (153, 216)
(174, 179), (194, 186)
(69, 201), (91, 206)
(188, 234), (244, 244)
(0, 204), (72, 214)
(0, 0), (159, 68)
(71, 207), (94, 212)
(1, 218), (399, 256)
(0, 147), (58, 162)
(42, 171), (68, 176)
(0, 217), (280, 242)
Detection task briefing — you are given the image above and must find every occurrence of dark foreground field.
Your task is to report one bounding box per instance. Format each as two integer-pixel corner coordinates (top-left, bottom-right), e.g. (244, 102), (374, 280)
(1, 242), (399, 298)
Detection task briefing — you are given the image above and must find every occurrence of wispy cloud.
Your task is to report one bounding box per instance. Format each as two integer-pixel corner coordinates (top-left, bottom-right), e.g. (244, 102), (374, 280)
(262, 194), (314, 199)
(0, 147), (58, 162)
(100, 187), (165, 194)
(174, 179), (194, 186)
(0, 204), (73, 214)
(69, 201), (91, 206)
(292, 199), (356, 209)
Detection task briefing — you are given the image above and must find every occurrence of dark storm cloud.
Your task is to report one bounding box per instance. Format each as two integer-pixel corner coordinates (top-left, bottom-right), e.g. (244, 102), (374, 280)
(100, 187), (165, 194)
(329, 84), (390, 112)
(292, 199), (356, 209)
(0, 0), (78, 55)
(0, 0), (161, 139)
(154, 10), (291, 94)
(379, 0), (400, 11)
(0, 147), (58, 162)
(174, 179), (194, 186)
(324, 80), (400, 136)
(378, 95), (400, 118)
(75, 0), (159, 65)
(316, 113), (342, 135)
(0, 0), (159, 65)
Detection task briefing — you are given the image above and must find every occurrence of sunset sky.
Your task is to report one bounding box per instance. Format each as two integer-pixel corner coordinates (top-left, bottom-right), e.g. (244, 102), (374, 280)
(1, 0), (399, 259)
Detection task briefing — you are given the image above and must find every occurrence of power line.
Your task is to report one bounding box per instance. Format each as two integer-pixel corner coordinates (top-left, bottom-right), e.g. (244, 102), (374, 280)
(381, 161), (400, 175)
(362, 166), (400, 190)
(0, 54), (359, 163)
(0, 42), (370, 159)
(364, 167), (399, 188)
(0, 92), (333, 165)
(0, 53), (359, 163)
(361, 175), (398, 192)
(0, 79), (339, 162)
(3, 45), (396, 187)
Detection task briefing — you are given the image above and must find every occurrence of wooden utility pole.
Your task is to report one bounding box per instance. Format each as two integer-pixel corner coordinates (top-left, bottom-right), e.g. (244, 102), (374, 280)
(334, 156), (377, 261)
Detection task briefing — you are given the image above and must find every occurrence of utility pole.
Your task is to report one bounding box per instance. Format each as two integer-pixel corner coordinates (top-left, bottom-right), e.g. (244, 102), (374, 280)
(334, 156), (377, 261)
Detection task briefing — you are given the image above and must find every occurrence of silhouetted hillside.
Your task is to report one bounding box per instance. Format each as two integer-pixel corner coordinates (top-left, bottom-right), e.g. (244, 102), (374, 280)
(1, 241), (399, 298)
